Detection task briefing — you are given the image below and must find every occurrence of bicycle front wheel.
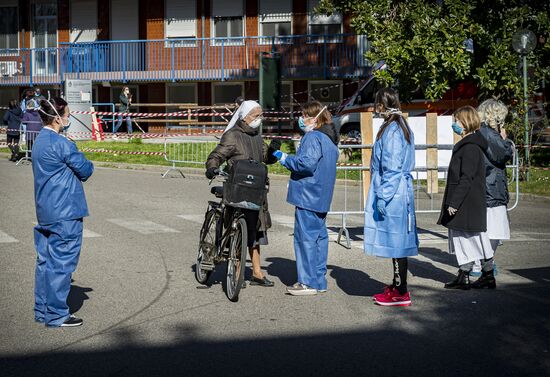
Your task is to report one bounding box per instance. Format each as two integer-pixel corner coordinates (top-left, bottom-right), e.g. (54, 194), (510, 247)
(195, 208), (218, 284)
(225, 217), (248, 302)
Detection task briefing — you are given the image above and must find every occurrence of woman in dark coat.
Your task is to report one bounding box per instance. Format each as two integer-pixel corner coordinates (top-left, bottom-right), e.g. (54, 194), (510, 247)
(205, 100), (279, 287)
(438, 106), (491, 290)
(3, 100), (22, 161)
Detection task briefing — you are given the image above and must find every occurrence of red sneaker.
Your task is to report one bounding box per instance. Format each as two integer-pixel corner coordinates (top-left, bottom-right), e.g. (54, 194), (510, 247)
(374, 290), (411, 307)
(372, 285), (395, 301)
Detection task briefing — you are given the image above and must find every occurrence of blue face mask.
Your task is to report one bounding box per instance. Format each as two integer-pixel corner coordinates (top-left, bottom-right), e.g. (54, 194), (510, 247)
(452, 122), (463, 136)
(298, 117), (307, 131)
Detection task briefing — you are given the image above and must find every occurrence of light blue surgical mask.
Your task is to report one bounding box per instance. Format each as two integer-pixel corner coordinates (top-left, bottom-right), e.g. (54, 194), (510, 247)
(452, 122), (463, 136)
(298, 116), (307, 131)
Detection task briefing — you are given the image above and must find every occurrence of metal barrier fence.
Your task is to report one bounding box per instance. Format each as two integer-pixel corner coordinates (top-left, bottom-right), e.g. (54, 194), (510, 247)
(330, 143), (520, 249)
(162, 137), (218, 178)
(16, 128), (40, 165)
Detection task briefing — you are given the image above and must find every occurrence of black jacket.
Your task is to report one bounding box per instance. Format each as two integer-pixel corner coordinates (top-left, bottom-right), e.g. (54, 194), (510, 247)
(3, 108), (22, 136)
(317, 123), (340, 145)
(206, 120), (278, 231)
(119, 94), (130, 112)
(438, 131), (488, 232)
(479, 124), (513, 207)
(206, 120), (277, 170)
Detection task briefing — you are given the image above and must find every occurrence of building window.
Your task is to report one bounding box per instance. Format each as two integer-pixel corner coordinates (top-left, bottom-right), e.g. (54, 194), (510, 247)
(212, 0), (244, 43)
(165, 0), (196, 47)
(167, 83), (197, 104)
(259, 0), (291, 42)
(308, 0), (343, 43)
(309, 80), (342, 105)
(0, 5), (18, 50)
(212, 82), (244, 105)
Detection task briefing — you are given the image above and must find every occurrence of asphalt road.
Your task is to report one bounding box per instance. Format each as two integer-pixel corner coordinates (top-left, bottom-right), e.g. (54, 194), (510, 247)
(0, 158), (549, 377)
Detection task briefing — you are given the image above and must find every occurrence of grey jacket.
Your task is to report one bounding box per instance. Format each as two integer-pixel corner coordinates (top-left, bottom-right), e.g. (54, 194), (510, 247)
(479, 123), (514, 207)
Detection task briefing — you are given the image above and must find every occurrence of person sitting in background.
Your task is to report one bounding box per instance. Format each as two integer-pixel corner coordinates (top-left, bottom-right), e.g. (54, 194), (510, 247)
(272, 101), (339, 296)
(3, 100), (22, 161)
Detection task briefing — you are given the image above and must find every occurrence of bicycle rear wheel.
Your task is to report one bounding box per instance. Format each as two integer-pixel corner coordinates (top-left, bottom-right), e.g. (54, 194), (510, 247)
(195, 208), (218, 284)
(225, 217), (248, 302)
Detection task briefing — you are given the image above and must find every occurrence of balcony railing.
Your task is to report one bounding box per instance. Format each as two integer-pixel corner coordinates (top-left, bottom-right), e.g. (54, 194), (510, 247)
(0, 34), (369, 86)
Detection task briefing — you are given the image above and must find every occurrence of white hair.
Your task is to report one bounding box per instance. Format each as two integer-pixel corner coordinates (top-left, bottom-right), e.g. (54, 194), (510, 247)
(477, 99), (508, 130)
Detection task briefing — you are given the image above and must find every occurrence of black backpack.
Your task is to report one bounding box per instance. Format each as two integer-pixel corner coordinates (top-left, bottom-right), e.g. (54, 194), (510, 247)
(223, 159), (268, 211)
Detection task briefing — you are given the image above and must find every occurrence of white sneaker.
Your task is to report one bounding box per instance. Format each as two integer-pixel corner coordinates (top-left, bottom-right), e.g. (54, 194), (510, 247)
(286, 283), (318, 296)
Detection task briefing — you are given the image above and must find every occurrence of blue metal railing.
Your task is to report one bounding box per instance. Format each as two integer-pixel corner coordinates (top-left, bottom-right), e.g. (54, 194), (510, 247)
(0, 34), (369, 86)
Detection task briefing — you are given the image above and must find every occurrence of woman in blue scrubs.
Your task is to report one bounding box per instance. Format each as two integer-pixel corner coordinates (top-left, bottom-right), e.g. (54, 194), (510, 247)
(273, 101), (340, 296)
(33, 98), (94, 327)
(364, 88), (418, 307)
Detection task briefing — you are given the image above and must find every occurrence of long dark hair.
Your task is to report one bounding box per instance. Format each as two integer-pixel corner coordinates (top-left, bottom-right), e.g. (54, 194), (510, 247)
(375, 87), (411, 144)
(39, 97), (68, 125)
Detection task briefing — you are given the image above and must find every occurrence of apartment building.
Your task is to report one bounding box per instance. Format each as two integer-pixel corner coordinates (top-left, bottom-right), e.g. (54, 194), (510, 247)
(0, 0), (369, 130)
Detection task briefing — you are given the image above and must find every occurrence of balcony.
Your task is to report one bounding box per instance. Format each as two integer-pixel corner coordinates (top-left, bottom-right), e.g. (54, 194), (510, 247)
(0, 34), (369, 86)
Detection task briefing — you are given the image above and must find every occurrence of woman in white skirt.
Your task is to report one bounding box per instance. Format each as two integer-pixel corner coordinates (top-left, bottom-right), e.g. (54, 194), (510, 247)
(471, 99), (514, 288)
(438, 106), (492, 290)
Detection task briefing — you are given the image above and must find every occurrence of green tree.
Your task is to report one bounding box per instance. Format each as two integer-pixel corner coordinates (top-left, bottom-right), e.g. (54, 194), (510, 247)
(318, 0), (549, 102)
(318, 0), (549, 155)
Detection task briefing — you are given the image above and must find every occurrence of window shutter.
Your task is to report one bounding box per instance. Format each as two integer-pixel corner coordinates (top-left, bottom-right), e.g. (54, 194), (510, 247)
(165, 0), (196, 38)
(259, 0), (291, 23)
(212, 0), (243, 18)
(70, 0), (98, 42)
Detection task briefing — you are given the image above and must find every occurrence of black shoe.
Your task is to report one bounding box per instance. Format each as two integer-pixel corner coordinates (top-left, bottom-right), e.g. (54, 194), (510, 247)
(249, 276), (274, 287)
(471, 270), (496, 289)
(49, 315), (83, 327)
(444, 269), (471, 290)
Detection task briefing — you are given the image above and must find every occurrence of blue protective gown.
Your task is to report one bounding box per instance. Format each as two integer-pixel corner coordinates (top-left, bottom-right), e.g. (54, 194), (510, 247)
(281, 127), (339, 290)
(364, 121), (419, 258)
(31, 127), (94, 326)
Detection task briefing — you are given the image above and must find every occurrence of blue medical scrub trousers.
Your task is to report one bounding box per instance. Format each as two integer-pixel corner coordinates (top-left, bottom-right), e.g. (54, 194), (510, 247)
(294, 207), (329, 291)
(34, 219), (83, 327)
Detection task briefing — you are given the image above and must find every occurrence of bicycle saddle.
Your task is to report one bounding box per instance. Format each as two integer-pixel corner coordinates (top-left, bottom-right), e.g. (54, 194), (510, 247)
(210, 186), (224, 198)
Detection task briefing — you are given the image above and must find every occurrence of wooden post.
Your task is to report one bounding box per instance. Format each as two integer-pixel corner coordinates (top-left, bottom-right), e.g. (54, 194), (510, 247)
(361, 112), (373, 201)
(426, 113), (438, 194)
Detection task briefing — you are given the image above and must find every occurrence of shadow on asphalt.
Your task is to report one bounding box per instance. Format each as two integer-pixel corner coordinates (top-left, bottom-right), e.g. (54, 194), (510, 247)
(328, 264), (385, 296)
(67, 285), (93, 314)
(2, 283), (549, 377)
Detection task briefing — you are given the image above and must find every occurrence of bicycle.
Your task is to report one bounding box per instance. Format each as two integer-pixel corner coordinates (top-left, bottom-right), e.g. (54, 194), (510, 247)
(195, 170), (248, 302)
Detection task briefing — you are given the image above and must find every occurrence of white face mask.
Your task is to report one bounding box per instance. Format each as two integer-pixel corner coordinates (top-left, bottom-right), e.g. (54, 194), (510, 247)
(249, 118), (262, 129)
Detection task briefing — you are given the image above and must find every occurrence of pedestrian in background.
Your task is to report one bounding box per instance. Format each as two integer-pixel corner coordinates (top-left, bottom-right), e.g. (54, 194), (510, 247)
(21, 99), (43, 153)
(3, 100), (22, 161)
(364, 88), (418, 307)
(113, 86), (133, 135)
(469, 99), (514, 288)
(33, 97), (94, 327)
(273, 100), (339, 296)
(438, 106), (491, 290)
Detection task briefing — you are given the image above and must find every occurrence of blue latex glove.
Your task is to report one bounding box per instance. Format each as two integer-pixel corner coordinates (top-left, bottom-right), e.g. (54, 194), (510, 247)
(376, 198), (387, 216)
(272, 150), (288, 162)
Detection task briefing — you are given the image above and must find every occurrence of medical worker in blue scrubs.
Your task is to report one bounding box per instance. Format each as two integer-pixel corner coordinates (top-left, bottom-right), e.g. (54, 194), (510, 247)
(33, 97), (94, 327)
(364, 88), (418, 307)
(273, 101), (339, 296)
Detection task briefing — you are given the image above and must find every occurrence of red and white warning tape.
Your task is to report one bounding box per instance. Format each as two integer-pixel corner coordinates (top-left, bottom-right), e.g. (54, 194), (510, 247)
(81, 148), (164, 156)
